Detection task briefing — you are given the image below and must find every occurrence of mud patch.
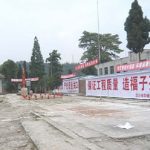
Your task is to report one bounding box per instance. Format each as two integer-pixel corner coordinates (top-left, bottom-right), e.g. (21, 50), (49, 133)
(70, 106), (122, 117)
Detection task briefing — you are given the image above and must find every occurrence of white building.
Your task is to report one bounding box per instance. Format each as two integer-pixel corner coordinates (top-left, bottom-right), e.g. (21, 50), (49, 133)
(95, 49), (150, 75)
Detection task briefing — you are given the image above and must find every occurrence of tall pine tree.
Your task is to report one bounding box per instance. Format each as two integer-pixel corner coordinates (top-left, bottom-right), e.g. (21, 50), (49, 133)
(30, 37), (45, 92)
(124, 0), (150, 60)
(30, 36), (44, 78)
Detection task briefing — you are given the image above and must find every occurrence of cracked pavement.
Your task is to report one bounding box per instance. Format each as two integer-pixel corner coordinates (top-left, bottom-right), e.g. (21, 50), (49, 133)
(0, 94), (150, 150)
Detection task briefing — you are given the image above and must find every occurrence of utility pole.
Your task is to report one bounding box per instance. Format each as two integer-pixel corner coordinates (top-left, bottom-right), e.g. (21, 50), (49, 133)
(97, 0), (101, 76)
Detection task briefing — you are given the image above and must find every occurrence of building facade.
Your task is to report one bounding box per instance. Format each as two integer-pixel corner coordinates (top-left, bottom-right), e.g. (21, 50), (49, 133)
(95, 49), (150, 75)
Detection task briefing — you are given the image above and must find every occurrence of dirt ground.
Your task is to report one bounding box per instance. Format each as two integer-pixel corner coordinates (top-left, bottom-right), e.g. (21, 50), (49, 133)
(0, 94), (150, 150)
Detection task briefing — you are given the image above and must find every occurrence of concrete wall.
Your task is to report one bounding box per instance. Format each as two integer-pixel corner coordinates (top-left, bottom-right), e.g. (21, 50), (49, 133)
(0, 80), (2, 94)
(129, 49), (150, 62)
(79, 80), (86, 95)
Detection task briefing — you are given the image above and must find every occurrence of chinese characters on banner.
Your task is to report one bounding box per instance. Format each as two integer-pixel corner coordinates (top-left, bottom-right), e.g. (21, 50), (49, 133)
(116, 60), (150, 72)
(11, 77), (39, 82)
(61, 73), (76, 79)
(75, 58), (99, 71)
(86, 71), (150, 99)
(63, 79), (79, 94)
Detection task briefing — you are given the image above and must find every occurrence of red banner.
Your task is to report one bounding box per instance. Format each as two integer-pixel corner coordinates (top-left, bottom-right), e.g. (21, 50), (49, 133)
(11, 77), (39, 82)
(116, 60), (150, 72)
(75, 58), (99, 71)
(61, 73), (76, 79)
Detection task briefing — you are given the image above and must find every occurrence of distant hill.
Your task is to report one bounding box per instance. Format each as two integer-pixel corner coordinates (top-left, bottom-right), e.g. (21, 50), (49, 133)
(16, 61), (78, 76)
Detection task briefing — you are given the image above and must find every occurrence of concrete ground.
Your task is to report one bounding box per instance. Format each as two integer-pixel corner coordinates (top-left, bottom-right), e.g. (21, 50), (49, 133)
(0, 94), (150, 150)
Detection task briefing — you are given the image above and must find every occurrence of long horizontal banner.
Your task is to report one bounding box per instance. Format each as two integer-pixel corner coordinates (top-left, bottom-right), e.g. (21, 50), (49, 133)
(61, 73), (76, 79)
(116, 60), (150, 72)
(86, 71), (150, 99)
(11, 77), (39, 82)
(75, 58), (99, 71)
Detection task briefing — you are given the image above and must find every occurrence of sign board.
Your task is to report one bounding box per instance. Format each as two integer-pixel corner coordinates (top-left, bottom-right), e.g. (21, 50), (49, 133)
(86, 71), (150, 99)
(116, 60), (150, 72)
(61, 73), (76, 79)
(63, 78), (79, 94)
(75, 58), (99, 71)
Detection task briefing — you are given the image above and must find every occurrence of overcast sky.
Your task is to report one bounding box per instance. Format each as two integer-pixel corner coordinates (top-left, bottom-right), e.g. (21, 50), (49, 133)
(0, 0), (150, 64)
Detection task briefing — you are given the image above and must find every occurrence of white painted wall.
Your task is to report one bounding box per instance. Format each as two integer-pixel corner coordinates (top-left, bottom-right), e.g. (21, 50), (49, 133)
(86, 70), (150, 99)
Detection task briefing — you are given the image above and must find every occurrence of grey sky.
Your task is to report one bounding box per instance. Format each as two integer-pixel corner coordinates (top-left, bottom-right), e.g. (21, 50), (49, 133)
(0, 0), (150, 64)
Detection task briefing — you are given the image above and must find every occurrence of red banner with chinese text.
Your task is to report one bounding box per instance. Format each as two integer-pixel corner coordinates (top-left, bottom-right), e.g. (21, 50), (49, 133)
(11, 77), (39, 82)
(61, 73), (76, 79)
(86, 71), (150, 99)
(75, 58), (99, 71)
(116, 60), (150, 72)
(62, 78), (79, 94)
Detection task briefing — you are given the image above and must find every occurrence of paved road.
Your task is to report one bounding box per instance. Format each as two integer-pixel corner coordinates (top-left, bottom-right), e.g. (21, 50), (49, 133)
(1, 94), (150, 150)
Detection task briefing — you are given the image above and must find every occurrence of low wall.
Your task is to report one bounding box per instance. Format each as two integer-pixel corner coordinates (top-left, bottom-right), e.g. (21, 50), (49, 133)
(0, 80), (2, 94)
(62, 78), (79, 94)
(86, 70), (150, 99)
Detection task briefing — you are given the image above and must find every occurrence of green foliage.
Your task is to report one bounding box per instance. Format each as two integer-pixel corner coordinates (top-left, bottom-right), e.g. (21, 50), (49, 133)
(78, 31), (123, 75)
(1, 59), (18, 92)
(62, 63), (77, 75)
(1, 60), (18, 79)
(30, 36), (45, 92)
(46, 50), (62, 90)
(17, 61), (28, 79)
(0, 65), (2, 73)
(32, 75), (49, 93)
(79, 31), (123, 62)
(124, 0), (150, 60)
(81, 67), (97, 75)
(23, 61), (28, 78)
(67, 69), (73, 74)
(30, 36), (44, 78)
(17, 63), (22, 79)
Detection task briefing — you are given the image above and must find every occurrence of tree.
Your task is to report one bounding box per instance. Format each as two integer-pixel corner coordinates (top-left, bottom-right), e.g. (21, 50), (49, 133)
(81, 66), (97, 76)
(17, 63), (22, 79)
(0, 65), (2, 73)
(46, 50), (62, 90)
(62, 63), (77, 75)
(30, 36), (44, 78)
(78, 31), (123, 75)
(1, 60), (18, 92)
(30, 36), (45, 92)
(124, 0), (150, 61)
(67, 69), (73, 74)
(23, 61), (28, 78)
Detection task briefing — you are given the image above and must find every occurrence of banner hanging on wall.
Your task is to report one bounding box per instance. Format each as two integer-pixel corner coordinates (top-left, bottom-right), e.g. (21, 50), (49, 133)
(86, 71), (150, 99)
(62, 78), (79, 94)
(116, 60), (150, 72)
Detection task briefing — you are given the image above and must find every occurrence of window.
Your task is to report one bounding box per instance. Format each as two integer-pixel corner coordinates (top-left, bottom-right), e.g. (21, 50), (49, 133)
(99, 68), (103, 75)
(110, 66), (114, 74)
(104, 67), (108, 75)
